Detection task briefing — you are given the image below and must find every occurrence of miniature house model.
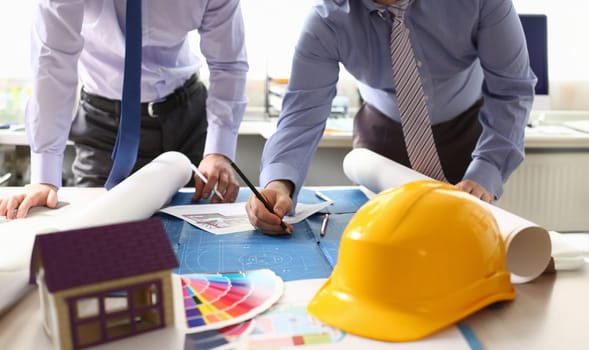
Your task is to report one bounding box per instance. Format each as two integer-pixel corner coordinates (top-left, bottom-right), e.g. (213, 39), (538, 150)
(29, 218), (179, 350)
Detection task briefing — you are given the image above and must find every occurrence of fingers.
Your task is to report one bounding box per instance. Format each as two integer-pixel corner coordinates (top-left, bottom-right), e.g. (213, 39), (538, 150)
(46, 189), (59, 209)
(15, 195), (35, 219)
(212, 171), (239, 203)
(477, 191), (494, 204)
(192, 155), (240, 203)
(245, 192), (293, 236)
(191, 174), (206, 202)
(0, 194), (25, 219)
(191, 168), (238, 203)
(0, 184), (58, 220)
(0, 197), (7, 216)
(201, 171), (218, 200)
(455, 180), (494, 204)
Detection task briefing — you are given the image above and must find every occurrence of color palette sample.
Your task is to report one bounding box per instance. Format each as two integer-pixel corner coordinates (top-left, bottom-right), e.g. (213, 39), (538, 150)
(184, 320), (254, 349)
(247, 303), (345, 349)
(180, 269), (284, 333)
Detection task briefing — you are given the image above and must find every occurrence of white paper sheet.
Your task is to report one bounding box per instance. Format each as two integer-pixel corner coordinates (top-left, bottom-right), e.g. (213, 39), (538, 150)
(62, 151), (193, 230)
(549, 231), (589, 270)
(0, 200), (86, 271)
(245, 279), (472, 349)
(159, 201), (332, 235)
(342, 148), (552, 284)
(0, 152), (192, 314)
(0, 270), (33, 315)
(1, 151), (192, 271)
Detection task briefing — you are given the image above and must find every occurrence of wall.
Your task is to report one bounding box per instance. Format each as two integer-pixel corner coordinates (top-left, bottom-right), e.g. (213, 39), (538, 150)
(513, 0), (589, 110)
(2, 1), (589, 191)
(235, 134), (353, 187)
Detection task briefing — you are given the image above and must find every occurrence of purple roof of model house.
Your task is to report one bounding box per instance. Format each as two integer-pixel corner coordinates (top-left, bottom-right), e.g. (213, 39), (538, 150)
(29, 218), (179, 292)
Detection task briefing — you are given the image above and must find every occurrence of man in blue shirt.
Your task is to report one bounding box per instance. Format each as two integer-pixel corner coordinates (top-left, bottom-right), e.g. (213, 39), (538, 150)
(245, 0), (536, 235)
(0, 0), (248, 219)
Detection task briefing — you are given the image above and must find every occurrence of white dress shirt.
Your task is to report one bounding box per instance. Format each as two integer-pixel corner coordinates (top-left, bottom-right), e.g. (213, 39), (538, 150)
(26, 0), (248, 188)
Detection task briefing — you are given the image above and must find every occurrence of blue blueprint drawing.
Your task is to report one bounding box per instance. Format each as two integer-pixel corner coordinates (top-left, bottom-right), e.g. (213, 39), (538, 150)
(155, 188), (368, 282)
(305, 212), (356, 268)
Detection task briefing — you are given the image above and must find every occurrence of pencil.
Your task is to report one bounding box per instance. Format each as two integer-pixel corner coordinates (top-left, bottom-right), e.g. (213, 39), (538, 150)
(230, 161), (290, 233)
(190, 164), (224, 200)
(314, 191), (333, 203)
(320, 213), (329, 237)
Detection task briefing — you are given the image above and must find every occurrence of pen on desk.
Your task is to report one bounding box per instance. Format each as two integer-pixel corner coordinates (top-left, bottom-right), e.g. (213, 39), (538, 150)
(314, 191), (333, 203)
(320, 213), (329, 237)
(230, 161), (291, 233)
(190, 164), (224, 200)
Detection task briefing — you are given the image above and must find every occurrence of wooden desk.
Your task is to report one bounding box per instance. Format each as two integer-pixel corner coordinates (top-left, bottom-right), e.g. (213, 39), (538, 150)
(1, 265), (588, 349)
(467, 267), (589, 348)
(1, 187), (588, 349)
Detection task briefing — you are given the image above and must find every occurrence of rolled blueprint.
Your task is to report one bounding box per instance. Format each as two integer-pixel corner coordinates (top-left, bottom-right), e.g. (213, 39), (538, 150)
(343, 148), (552, 284)
(0, 151), (192, 270)
(62, 151), (193, 230)
(0, 151), (192, 313)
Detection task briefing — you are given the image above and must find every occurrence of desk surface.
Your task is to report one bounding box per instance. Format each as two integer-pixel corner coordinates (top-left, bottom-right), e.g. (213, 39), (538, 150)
(1, 187), (588, 350)
(1, 268), (588, 350)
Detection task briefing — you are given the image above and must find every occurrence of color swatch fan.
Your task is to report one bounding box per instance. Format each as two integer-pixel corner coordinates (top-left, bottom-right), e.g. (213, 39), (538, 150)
(180, 269), (284, 333)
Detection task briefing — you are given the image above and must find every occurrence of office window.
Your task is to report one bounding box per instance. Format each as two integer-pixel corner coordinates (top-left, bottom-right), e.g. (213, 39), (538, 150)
(0, 1), (34, 125)
(0, 1), (587, 125)
(513, 0), (589, 82)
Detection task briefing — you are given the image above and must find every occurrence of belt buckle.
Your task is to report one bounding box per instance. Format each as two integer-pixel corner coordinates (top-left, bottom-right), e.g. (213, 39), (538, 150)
(147, 98), (165, 118)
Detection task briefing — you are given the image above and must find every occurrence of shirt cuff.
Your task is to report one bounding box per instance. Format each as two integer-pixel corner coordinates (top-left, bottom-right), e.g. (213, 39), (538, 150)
(203, 125), (238, 161)
(30, 151), (63, 188)
(463, 158), (504, 199)
(260, 162), (304, 216)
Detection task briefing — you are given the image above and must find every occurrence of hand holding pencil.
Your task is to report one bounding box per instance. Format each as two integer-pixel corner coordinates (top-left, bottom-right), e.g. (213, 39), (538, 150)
(191, 155), (240, 203)
(233, 162), (294, 235)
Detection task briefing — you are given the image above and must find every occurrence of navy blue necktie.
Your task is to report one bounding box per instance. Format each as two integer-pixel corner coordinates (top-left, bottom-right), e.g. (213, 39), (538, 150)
(105, 0), (142, 189)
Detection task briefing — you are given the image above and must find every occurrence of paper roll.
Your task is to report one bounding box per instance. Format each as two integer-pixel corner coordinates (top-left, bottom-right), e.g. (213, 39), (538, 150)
(63, 151), (193, 230)
(0, 151), (192, 271)
(343, 148), (552, 284)
(0, 152), (192, 313)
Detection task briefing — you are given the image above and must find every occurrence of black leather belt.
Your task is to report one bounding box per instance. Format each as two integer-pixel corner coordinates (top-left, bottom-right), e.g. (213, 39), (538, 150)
(80, 74), (199, 118)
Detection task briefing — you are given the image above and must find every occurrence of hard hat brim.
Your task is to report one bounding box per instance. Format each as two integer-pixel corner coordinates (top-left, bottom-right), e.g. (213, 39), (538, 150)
(307, 271), (515, 342)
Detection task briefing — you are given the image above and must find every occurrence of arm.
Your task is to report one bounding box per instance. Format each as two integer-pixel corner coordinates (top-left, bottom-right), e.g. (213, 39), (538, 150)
(193, 0), (248, 203)
(259, 10), (341, 204)
(464, 0), (536, 199)
(245, 180), (294, 236)
(247, 10), (341, 233)
(0, 1), (85, 218)
(28, 1), (84, 188)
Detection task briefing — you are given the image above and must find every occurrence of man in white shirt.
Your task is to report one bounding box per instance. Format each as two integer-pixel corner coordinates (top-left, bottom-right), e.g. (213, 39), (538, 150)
(0, 0), (248, 219)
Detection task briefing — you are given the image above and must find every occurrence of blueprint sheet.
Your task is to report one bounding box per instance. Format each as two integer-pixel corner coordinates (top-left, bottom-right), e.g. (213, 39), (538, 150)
(154, 188), (368, 282)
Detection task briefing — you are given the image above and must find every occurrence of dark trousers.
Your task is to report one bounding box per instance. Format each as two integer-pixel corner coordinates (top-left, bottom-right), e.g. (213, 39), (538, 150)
(353, 98), (484, 184)
(69, 78), (208, 187)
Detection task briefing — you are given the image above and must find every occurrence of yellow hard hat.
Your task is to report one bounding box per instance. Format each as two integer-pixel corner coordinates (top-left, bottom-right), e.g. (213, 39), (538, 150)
(307, 179), (515, 341)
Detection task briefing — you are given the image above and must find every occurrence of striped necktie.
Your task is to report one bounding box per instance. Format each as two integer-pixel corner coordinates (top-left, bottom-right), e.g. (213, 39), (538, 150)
(105, 0), (142, 190)
(389, 1), (446, 181)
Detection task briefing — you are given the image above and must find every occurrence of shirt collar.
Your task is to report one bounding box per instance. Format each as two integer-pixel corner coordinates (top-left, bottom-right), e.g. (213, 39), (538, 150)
(361, 0), (385, 12)
(362, 0), (415, 14)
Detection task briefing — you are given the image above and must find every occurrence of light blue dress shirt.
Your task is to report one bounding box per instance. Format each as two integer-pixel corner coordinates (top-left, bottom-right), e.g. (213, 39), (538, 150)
(260, 0), (536, 200)
(26, 0), (248, 188)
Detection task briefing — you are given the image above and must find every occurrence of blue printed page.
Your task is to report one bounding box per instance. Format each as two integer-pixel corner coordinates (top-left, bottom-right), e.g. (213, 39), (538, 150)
(155, 187), (369, 282)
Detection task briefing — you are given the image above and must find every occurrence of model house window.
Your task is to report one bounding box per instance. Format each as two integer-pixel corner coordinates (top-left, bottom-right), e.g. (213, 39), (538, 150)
(75, 297), (100, 319)
(68, 280), (164, 348)
(105, 290), (129, 314)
